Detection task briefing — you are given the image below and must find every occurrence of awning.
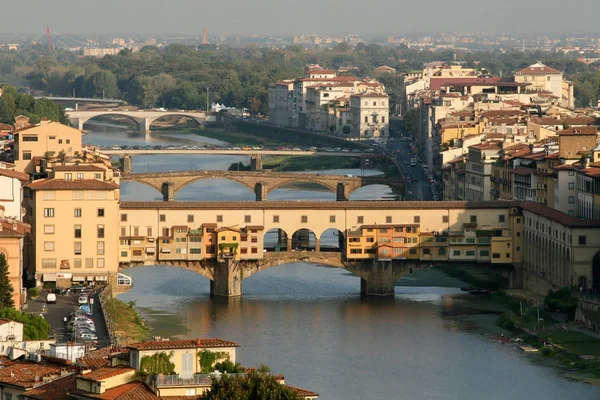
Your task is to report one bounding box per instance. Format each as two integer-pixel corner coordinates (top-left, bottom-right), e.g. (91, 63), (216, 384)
(72, 276), (85, 282)
(95, 276), (108, 281)
(86, 276), (94, 281)
(43, 273), (57, 282)
(146, 247), (156, 254)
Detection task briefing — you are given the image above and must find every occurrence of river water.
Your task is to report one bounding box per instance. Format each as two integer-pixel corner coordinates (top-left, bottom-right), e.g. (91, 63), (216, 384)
(85, 124), (600, 400)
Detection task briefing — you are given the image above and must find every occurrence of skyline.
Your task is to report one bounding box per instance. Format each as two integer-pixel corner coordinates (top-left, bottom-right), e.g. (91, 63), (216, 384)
(1, 0), (600, 36)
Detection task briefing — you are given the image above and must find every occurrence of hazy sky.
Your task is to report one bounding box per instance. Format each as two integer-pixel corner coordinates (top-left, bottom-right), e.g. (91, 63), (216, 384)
(2, 0), (600, 36)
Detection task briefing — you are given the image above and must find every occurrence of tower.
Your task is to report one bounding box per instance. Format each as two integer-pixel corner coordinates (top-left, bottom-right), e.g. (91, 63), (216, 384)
(45, 25), (52, 51)
(202, 28), (208, 45)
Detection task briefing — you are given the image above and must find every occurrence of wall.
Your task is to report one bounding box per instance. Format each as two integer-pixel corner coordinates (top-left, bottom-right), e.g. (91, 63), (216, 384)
(0, 175), (23, 219)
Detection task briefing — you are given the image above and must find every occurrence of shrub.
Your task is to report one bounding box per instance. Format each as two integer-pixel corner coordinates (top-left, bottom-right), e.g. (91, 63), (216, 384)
(28, 287), (39, 298)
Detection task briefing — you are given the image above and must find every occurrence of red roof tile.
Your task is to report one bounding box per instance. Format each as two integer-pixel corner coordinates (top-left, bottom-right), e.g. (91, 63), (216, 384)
(516, 63), (561, 75)
(73, 381), (159, 400)
(0, 168), (29, 181)
(127, 338), (239, 351)
(286, 384), (319, 397)
(520, 201), (600, 227)
(25, 179), (119, 191)
(77, 367), (135, 382)
(20, 374), (76, 400)
(0, 361), (75, 389)
(557, 126), (597, 136)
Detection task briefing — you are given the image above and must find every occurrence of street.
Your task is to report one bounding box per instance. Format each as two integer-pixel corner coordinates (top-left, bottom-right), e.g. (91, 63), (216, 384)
(386, 138), (434, 201)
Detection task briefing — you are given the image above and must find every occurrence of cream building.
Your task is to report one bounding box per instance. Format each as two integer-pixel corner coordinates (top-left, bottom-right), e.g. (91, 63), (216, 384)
(514, 62), (574, 108)
(0, 162), (29, 220)
(13, 120), (83, 175)
(350, 93), (389, 137)
(23, 164), (120, 287)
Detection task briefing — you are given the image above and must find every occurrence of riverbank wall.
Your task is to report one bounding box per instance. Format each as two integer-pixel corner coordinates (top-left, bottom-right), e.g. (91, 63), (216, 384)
(575, 293), (600, 333)
(98, 285), (115, 347)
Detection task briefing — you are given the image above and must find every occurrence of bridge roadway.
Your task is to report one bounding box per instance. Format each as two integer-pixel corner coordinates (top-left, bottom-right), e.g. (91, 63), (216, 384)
(36, 96), (125, 104)
(66, 110), (206, 132)
(120, 170), (404, 201)
(105, 149), (368, 157)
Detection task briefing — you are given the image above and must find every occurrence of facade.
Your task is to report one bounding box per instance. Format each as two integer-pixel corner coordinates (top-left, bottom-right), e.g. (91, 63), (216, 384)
(267, 81), (294, 126)
(514, 62), (574, 108)
(464, 142), (501, 201)
(0, 163), (28, 220)
(350, 93), (389, 137)
(23, 163), (120, 287)
(13, 121), (83, 175)
(0, 208), (30, 309)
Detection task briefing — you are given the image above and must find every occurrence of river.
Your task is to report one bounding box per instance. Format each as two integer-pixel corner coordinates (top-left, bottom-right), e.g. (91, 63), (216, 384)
(85, 124), (600, 400)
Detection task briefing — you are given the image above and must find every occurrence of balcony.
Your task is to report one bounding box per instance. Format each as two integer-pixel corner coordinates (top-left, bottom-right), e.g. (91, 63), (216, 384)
(149, 373), (246, 387)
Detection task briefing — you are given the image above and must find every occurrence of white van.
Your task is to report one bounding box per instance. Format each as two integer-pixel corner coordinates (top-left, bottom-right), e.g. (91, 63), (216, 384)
(46, 293), (56, 304)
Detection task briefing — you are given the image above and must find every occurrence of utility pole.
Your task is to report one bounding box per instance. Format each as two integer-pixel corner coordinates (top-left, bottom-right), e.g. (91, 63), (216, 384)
(205, 87), (210, 112)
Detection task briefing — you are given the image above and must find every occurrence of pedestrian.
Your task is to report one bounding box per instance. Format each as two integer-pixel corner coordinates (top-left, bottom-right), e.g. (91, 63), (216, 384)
(63, 316), (67, 326)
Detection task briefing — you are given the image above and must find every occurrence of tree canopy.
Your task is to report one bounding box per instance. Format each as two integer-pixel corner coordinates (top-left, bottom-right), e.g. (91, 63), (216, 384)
(0, 254), (14, 309)
(0, 85), (68, 125)
(0, 308), (50, 340)
(201, 372), (301, 400)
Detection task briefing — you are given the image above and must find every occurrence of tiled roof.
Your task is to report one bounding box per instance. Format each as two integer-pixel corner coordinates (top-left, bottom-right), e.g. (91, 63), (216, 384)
(481, 110), (527, 117)
(73, 381), (159, 400)
(516, 63), (561, 75)
(77, 367), (135, 382)
(286, 384), (319, 397)
(520, 201), (600, 227)
(0, 361), (74, 389)
(25, 179), (119, 190)
(77, 347), (128, 370)
(0, 168), (29, 181)
(20, 374), (76, 400)
(244, 225), (265, 230)
(0, 219), (30, 237)
(53, 164), (106, 172)
(127, 338), (240, 351)
(557, 126), (597, 136)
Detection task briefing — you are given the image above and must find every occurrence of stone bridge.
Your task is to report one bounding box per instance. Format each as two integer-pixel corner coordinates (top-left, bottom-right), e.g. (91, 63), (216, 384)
(66, 110), (206, 132)
(120, 170), (404, 201)
(119, 251), (431, 297)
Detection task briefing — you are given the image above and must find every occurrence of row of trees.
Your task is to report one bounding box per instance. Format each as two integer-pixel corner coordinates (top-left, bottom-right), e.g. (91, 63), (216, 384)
(0, 85), (68, 125)
(2, 43), (598, 114)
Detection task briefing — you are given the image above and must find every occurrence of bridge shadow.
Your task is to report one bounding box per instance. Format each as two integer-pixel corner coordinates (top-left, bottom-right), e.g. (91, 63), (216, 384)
(349, 184), (398, 201)
(176, 178), (255, 201)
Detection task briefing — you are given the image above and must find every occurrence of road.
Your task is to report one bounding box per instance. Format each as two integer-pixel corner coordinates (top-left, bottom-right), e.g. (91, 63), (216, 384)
(386, 138), (434, 201)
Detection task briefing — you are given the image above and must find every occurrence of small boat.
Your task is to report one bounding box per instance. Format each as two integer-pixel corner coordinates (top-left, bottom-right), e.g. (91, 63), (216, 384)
(468, 288), (489, 295)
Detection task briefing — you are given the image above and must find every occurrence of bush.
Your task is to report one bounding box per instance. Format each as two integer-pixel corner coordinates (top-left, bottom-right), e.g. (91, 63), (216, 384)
(497, 311), (518, 331)
(544, 288), (578, 320)
(28, 288), (39, 298)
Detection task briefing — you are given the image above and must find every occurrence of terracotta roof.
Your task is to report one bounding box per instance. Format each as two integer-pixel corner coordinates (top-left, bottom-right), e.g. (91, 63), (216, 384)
(244, 225), (264, 230)
(469, 141), (502, 150)
(77, 347), (128, 370)
(20, 374), (76, 400)
(520, 201), (600, 227)
(0, 167), (29, 181)
(360, 224), (419, 229)
(286, 384), (319, 397)
(73, 381), (159, 400)
(25, 179), (119, 190)
(127, 338), (239, 351)
(297, 76), (358, 82)
(77, 367), (135, 382)
(53, 164), (106, 172)
(0, 219), (31, 237)
(0, 361), (74, 389)
(532, 116), (595, 126)
(481, 110), (527, 117)
(557, 126), (597, 136)
(516, 63), (561, 75)
(350, 93), (389, 98)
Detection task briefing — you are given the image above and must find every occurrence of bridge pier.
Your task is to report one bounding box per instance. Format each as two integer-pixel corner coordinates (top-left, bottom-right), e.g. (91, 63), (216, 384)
(254, 182), (267, 201)
(120, 155), (132, 173)
(336, 182), (350, 201)
(359, 260), (397, 296)
(250, 156), (263, 171)
(210, 258), (242, 297)
(161, 181), (175, 201)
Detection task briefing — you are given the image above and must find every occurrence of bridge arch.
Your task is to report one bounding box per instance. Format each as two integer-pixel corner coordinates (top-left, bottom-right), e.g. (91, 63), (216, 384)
(291, 228), (317, 251)
(77, 113), (143, 131)
(175, 178), (255, 201)
(263, 228), (290, 252)
(266, 179), (338, 195)
(319, 228), (345, 252)
(147, 114), (204, 130)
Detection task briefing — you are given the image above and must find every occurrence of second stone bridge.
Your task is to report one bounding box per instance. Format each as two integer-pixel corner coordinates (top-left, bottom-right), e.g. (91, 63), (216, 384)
(120, 170), (404, 201)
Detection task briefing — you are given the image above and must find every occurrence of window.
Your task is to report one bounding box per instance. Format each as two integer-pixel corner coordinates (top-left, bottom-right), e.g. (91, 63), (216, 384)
(442, 215), (449, 223)
(187, 215), (194, 223)
(273, 215), (279, 223)
(121, 251), (128, 257)
(42, 259), (56, 269)
(386, 216), (392, 223)
(74, 258), (82, 268)
(569, 171), (575, 177)
(579, 236), (587, 245)
(120, 227), (126, 236)
(569, 182), (575, 190)
(86, 258), (94, 268)
(243, 215), (251, 223)
(58, 139), (63, 144)
(44, 241), (55, 251)
(147, 227), (153, 237)
(438, 248), (446, 255)
(409, 249), (417, 255)
(568, 196), (575, 204)
(72, 191), (84, 200)
(466, 238), (476, 244)
(499, 215), (505, 223)
(97, 225), (105, 238)
(160, 214), (166, 222)
(364, 116), (368, 123)
(190, 248), (202, 254)
(382, 116), (386, 123)
(492, 253), (500, 258)
(372, 115), (378, 123)
(251, 248), (258, 254)
(77, 173), (84, 179)
(301, 215), (308, 223)
(350, 249), (362, 254)
(357, 216), (364, 224)
(189, 236), (202, 242)
(66, 139), (70, 144)
(74, 242), (82, 255)
(423, 248), (431, 255)
(121, 214), (127, 222)
(453, 250), (460, 256)
(217, 215), (223, 223)
(44, 225), (55, 234)
(74, 208), (82, 217)
(22, 135), (38, 142)
(470, 215), (477, 224)
(94, 173), (102, 179)
(414, 216), (420, 223)
(65, 173), (72, 181)
(162, 228), (169, 237)
(97, 208), (105, 217)
(251, 237), (258, 243)
(97, 241), (105, 255)
(43, 191), (55, 200)
(74, 225), (82, 238)
(466, 250), (475, 257)
(330, 215), (336, 223)
(22, 152), (32, 160)
(480, 250), (489, 257)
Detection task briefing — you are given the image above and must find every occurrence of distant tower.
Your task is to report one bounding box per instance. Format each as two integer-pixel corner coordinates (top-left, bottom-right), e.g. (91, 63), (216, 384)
(45, 25), (52, 51)
(202, 28), (208, 45)
(522, 39), (525, 52)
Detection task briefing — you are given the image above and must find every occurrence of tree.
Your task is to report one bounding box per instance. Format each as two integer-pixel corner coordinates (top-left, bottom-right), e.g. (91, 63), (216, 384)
(0, 254), (14, 309)
(140, 352), (176, 375)
(0, 98), (13, 125)
(201, 372), (301, 400)
(57, 150), (67, 165)
(199, 350), (229, 373)
(86, 70), (120, 99)
(0, 308), (49, 339)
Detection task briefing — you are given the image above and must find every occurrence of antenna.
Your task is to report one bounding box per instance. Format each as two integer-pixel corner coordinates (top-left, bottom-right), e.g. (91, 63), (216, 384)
(46, 25), (52, 52)
(202, 28), (208, 45)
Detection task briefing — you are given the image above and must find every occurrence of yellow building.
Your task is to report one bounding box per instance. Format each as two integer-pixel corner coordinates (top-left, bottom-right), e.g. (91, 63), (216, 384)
(23, 163), (120, 287)
(13, 120), (83, 175)
(0, 208), (31, 309)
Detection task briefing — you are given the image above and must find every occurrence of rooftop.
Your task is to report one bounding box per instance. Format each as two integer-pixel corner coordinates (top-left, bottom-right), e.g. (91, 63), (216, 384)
(53, 164), (106, 172)
(19, 374), (76, 400)
(77, 367), (135, 382)
(127, 338), (240, 351)
(72, 381), (159, 400)
(557, 126), (597, 136)
(520, 201), (600, 227)
(516, 63), (561, 75)
(0, 361), (74, 389)
(25, 179), (119, 191)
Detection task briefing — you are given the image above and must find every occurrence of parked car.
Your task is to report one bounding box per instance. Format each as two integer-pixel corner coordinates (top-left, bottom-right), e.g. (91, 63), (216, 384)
(46, 293), (56, 304)
(78, 295), (88, 305)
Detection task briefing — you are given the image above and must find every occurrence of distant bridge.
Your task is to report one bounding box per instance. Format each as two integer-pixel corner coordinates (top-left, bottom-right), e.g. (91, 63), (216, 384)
(105, 149), (369, 157)
(66, 110), (206, 132)
(36, 96), (125, 104)
(120, 170), (404, 201)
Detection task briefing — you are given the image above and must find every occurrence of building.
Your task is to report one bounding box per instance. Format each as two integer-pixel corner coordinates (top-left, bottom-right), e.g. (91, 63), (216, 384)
(12, 121), (83, 175)
(0, 358), (76, 399)
(464, 141), (502, 201)
(22, 163), (120, 287)
(350, 93), (389, 137)
(0, 208), (30, 309)
(82, 48), (122, 57)
(0, 162), (29, 220)
(514, 62), (574, 109)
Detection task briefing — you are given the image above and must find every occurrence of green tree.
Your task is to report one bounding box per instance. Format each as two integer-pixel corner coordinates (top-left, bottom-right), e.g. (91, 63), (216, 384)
(86, 70), (120, 99)
(201, 372), (301, 400)
(0, 308), (50, 339)
(0, 98), (13, 125)
(199, 350), (229, 373)
(0, 254), (14, 309)
(140, 352), (176, 375)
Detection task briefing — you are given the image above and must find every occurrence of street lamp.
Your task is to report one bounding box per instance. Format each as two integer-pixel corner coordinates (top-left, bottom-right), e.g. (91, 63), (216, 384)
(205, 87), (211, 111)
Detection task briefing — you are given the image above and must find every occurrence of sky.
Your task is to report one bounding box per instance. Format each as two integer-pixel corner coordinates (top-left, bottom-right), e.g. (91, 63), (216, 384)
(2, 0), (600, 36)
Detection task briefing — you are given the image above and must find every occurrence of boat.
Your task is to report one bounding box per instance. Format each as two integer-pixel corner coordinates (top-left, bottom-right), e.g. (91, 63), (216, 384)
(468, 288), (490, 295)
